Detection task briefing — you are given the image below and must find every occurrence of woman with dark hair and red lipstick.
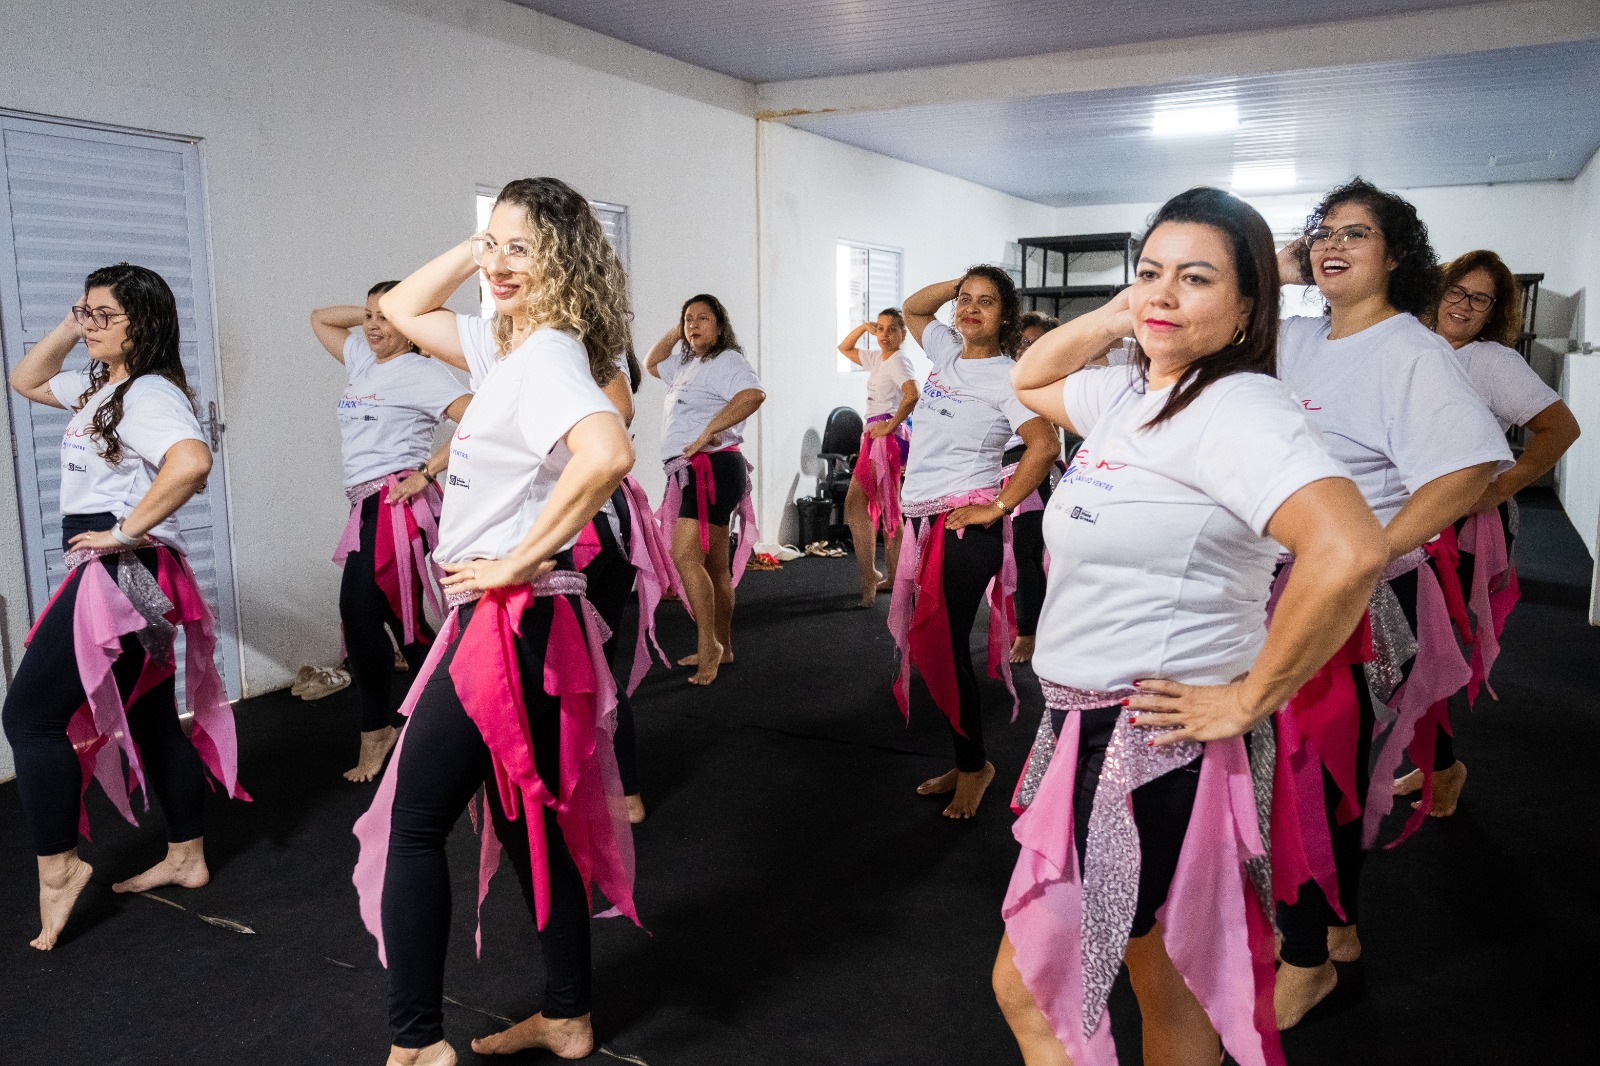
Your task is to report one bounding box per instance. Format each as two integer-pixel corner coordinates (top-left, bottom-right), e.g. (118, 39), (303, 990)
(310, 283), (470, 783)
(1394, 249), (1582, 816)
(1270, 178), (1512, 1027)
(645, 295), (765, 687)
(891, 264), (1059, 819)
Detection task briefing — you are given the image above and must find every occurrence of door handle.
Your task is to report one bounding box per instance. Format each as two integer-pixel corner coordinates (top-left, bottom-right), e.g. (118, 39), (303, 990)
(202, 400), (226, 453)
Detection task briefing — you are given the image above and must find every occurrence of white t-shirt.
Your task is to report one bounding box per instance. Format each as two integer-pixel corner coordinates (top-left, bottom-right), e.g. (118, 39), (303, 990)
(1033, 366), (1347, 691)
(1452, 339), (1562, 433)
(901, 320), (1037, 503)
(337, 335), (467, 488)
(50, 369), (206, 553)
(434, 315), (616, 563)
(1276, 314), (1512, 523)
(858, 346), (914, 418)
(657, 346), (764, 462)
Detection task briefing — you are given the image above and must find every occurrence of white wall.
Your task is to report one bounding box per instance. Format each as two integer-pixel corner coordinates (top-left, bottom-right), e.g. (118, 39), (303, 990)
(755, 123), (1057, 539)
(0, 0), (759, 726)
(1561, 150), (1600, 578)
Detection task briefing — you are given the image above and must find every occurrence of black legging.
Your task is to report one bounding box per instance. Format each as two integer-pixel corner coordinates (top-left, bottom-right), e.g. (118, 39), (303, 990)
(911, 514), (1004, 772)
(580, 486), (640, 796)
(384, 593), (593, 1048)
(1, 515), (206, 856)
(1434, 503), (1517, 770)
(341, 491), (433, 733)
(1276, 567), (1419, 967)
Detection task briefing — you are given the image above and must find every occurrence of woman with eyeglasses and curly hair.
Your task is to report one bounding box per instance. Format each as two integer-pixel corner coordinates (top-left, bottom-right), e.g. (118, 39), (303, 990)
(892, 265), (1059, 820)
(645, 295), (765, 687)
(353, 178), (640, 1066)
(1394, 250), (1581, 816)
(1270, 179), (1512, 1027)
(309, 282), (471, 783)
(5, 263), (247, 950)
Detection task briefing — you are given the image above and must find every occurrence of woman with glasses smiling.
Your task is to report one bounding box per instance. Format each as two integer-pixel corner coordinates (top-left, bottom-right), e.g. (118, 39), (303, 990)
(354, 178), (639, 1066)
(1270, 179), (1512, 1027)
(1397, 250), (1581, 816)
(5, 263), (246, 950)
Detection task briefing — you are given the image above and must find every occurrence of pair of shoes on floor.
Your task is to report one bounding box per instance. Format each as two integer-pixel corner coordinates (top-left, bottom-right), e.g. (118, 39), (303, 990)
(746, 553), (782, 571)
(803, 541), (846, 558)
(292, 665), (351, 700)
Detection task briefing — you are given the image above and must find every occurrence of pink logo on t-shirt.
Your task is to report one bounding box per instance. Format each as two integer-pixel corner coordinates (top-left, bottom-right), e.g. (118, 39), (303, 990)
(1300, 399), (1322, 411)
(922, 371), (965, 402)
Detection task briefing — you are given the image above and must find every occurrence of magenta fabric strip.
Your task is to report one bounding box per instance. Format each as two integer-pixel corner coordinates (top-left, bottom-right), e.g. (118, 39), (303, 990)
(1457, 510), (1518, 705)
(656, 450), (758, 592)
(618, 475), (678, 695)
(852, 416), (909, 538)
(333, 470), (445, 646)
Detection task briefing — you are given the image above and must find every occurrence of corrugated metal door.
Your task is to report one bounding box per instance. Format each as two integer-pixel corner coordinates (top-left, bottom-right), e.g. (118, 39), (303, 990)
(0, 113), (240, 698)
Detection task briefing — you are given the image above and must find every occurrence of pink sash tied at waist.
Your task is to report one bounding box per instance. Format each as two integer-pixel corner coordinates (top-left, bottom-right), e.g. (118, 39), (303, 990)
(888, 489), (1019, 730)
(333, 471), (445, 646)
(1003, 680), (1281, 1066)
(29, 541), (249, 839)
(852, 415), (909, 539)
(656, 448), (758, 588)
(352, 570), (639, 965)
(1456, 510), (1519, 705)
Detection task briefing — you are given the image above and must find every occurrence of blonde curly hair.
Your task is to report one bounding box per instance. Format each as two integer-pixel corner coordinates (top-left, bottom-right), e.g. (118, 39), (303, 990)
(489, 177), (634, 386)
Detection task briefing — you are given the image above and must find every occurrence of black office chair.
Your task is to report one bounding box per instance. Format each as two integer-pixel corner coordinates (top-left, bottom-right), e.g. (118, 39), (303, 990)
(817, 406), (864, 541)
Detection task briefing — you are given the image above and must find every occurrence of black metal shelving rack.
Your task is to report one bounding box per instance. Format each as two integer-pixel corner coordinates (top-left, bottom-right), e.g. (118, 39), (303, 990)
(1016, 232), (1135, 319)
(1509, 272), (1544, 452)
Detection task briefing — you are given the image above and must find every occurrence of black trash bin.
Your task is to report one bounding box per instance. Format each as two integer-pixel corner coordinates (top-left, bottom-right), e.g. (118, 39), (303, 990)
(796, 495), (831, 546)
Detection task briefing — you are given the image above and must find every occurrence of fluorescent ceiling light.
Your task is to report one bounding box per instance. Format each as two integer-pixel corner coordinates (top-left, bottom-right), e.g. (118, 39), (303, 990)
(1152, 103), (1238, 137)
(1232, 162), (1297, 191)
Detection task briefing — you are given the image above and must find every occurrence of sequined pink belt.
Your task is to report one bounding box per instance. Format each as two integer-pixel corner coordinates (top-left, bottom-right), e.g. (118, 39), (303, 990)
(445, 568), (589, 609)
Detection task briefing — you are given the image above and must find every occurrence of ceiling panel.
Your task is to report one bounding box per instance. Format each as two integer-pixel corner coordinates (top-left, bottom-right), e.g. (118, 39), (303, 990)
(783, 40), (1600, 206)
(508, 0), (1494, 83)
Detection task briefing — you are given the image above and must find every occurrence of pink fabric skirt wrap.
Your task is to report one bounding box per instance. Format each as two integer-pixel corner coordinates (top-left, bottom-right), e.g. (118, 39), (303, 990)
(27, 541), (249, 839)
(351, 569), (639, 964)
(1456, 509), (1519, 706)
(887, 490), (1019, 729)
(656, 448), (758, 588)
(333, 471), (445, 646)
(574, 475), (679, 694)
(1002, 681), (1281, 1066)
(851, 415), (909, 539)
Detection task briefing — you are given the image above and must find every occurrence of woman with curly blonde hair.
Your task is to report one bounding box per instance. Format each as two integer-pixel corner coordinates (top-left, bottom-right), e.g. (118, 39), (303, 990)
(354, 177), (640, 1066)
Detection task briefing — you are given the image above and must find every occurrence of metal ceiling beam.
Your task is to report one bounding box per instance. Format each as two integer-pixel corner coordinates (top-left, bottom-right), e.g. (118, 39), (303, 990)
(755, 0), (1600, 120)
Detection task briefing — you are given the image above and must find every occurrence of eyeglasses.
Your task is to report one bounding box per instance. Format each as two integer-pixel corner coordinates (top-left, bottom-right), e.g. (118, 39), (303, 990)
(70, 305), (130, 329)
(1305, 224), (1382, 250)
(469, 232), (535, 269)
(1442, 285), (1496, 313)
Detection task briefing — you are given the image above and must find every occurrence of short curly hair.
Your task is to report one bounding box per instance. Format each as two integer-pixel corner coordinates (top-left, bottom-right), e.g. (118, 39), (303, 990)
(957, 263), (1022, 356)
(1298, 177), (1441, 318)
(1431, 250), (1523, 348)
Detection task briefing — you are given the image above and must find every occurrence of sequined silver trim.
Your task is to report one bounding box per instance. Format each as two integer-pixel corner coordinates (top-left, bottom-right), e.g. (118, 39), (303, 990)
(444, 568), (590, 609)
(1365, 575), (1419, 707)
(1245, 717), (1276, 925)
(1039, 679), (1132, 711)
(1505, 496), (1521, 539)
(1014, 710), (1057, 811)
(901, 491), (997, 518)
(345, 471), (411, 506)
(62, 542), (177, 659)
(1381, 546), (1427, 583)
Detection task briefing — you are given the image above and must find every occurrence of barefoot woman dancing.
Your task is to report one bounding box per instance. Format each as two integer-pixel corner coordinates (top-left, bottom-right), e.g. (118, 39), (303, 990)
(310, 284), (470, 783)
(4, 264), (247, 949)
(646, 295), (765, 685)
(893, 266), (1058, 819)
(838, 308), (918, 607)
(354, 178), (639, 1066)
(996, 186), (1384, 1066)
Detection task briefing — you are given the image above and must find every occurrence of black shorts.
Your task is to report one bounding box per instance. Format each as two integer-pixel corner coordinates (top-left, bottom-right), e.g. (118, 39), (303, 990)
(676, 451), (747, 527)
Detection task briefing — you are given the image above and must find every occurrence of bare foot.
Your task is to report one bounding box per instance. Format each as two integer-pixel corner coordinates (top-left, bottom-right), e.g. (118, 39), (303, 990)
(32, 852), (94, 951)
(1275, 960), (1338, 1030)
(112, 839), (209, 894)
(677, 648), (734, 667)
(1393, 767), (1423, 796)
(345, 725), (399, 783)
(626, 794), (647, 824)
(685, 638), (727, 685)
(387, 1039), (456, 1066)
(916, 768), (959, 796)
(1327, 924), (1361, 963)
(857, 588), (878, 609)
(1414, 761), (1467, 817)
(943, 763), (997, 819)
(877, 577), (895, 592)
(1008, 635), (1036, 664)
(471, 1012), (594, 1059)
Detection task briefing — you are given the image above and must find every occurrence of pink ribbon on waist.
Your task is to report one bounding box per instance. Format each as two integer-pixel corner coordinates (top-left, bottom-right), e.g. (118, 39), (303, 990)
(334, 471), (445, 646)
(1426, 525), (1473, 645)
(1456, 510), (1518, 705)
(352, 572), (638, 966)
(852, 416), (908, 538)
(656, 448), (758, 590)
(34, 544), (249, 839)
(618, 475), (678, 694)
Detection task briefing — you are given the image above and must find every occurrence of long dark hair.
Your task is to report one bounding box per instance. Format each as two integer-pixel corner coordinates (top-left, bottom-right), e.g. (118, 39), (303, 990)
(74, 263), (194, 465)
(1431, 249), (1523, 347)
(1297, 177), (1441, 318)
(1128, 187), (1280, 430)
(679, 293), (739, 363)
(956, 263), (1022, 356)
